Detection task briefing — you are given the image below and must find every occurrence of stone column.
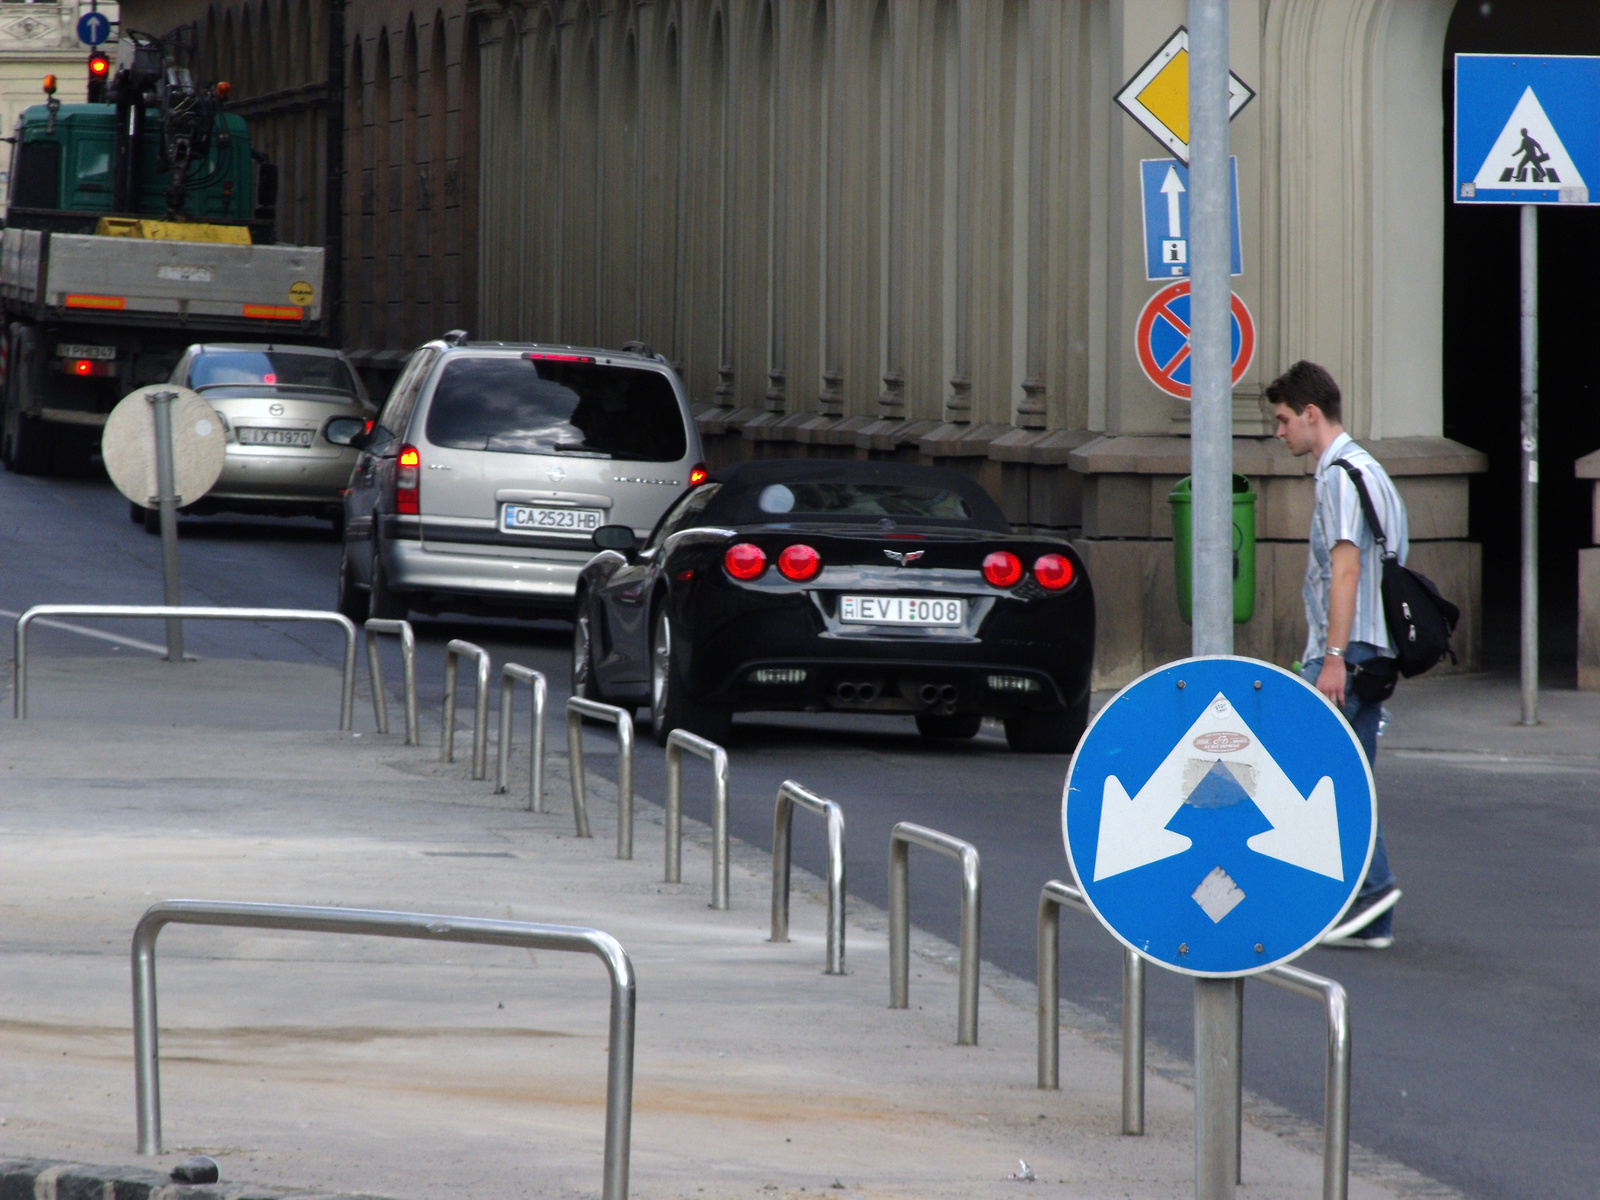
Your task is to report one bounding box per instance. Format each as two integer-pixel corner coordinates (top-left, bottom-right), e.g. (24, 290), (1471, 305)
(764, 7), (789, 414)
(818, 6), (844, 415)
(716, 14), (736, 403)
(944, 0), (972, 423)
(878, 0), (906, 419)
(1017, 0), (1052, 430)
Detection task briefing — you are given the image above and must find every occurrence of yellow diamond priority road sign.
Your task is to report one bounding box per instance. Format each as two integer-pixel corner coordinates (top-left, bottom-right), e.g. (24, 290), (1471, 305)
(1116, 27), (1255, 164)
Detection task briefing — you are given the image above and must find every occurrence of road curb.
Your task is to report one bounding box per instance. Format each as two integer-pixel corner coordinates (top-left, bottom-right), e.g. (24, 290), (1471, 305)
(0, 1160), (375, 1200)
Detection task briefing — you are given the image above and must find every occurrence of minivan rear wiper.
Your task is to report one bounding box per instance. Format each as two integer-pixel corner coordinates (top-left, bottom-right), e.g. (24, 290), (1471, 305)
(549, 442), (609, 457)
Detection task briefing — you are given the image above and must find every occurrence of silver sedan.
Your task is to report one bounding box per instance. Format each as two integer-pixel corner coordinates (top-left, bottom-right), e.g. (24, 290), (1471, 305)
(132, 343), (375, 533)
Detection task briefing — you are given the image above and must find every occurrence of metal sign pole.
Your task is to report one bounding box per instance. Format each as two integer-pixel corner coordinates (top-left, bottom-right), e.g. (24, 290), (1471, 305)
(1519, 203), (1539, 726)
(147, 391), (184, 662)
(1188, 2), (1239, 1197)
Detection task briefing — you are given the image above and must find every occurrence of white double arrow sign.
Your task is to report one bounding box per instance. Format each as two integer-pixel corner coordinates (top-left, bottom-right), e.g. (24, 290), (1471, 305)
(1091, 692), (1344, 883)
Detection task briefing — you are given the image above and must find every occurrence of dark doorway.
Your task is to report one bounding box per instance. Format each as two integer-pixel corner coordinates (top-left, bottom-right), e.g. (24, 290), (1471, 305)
(1443, 2), (1600, 681)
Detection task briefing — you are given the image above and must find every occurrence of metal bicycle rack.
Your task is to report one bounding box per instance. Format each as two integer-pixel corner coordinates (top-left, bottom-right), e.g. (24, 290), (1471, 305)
(363, 618), (418, 744)
(496, 663), (548, 812)
(888, 821), (981, 1046)
(1035, 880), (1352, 1200)
(12, 605), (357, 728)
(565, 697), (634, 852)
(1037, 880), (1146, 1134)
(131, 899), (636, 1200)
(441, 639), (491, 779)
(663, 730), (730, 909)
(770, 780), (846, 975)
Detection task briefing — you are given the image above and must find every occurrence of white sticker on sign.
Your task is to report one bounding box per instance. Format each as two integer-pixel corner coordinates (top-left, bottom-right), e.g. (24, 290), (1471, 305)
(158, 265), (215, 283)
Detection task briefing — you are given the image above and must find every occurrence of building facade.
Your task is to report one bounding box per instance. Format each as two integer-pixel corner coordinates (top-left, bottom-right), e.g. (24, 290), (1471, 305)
(472, 0), (1536, 687)
(0, 2), (121, 176)
(121, 0), (479, 378)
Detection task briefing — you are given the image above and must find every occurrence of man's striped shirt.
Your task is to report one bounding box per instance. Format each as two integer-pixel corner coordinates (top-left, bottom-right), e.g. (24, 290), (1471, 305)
(1302, 432), (1409, 661)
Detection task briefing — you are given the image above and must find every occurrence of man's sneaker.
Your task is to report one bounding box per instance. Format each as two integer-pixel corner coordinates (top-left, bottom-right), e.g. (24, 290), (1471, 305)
(1322, 928), (1395, 950)
(1322, 884), (1402, 943)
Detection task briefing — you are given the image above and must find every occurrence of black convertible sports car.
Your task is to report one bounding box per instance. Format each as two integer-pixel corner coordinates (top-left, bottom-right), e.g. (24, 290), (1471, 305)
(571, 459), (1095, 752)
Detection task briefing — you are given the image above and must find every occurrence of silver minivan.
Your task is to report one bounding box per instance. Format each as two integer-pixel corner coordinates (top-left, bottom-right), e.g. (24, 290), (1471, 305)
(337, 338), (704, 621)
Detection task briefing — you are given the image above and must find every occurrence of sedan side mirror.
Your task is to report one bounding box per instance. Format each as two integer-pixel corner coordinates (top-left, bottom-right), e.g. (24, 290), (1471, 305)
(327, 417), (372, 448)
(592, 524), (636, 555)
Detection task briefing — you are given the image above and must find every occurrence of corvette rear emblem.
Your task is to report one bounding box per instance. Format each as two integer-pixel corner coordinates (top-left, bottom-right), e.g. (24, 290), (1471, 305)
(884, 549), (925, 566)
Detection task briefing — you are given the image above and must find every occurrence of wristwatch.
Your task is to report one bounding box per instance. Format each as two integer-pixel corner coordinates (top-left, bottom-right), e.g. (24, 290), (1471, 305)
(1326, 646), (1345, 659)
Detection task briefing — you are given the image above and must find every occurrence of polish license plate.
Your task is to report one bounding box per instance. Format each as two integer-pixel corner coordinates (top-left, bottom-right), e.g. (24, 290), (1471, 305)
(501, 503), (604, 534)
(236, 426), (313, 447)
(56, 342), (117, 360)
(839, 595), (965, 627)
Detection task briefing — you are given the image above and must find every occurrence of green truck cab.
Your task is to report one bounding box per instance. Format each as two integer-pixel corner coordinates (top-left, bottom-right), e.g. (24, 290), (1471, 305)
(7, 103), (258, 230)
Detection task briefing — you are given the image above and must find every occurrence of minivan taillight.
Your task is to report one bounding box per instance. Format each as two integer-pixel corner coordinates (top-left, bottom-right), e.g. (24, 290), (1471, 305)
(689, 463), (708, 487)
(395, 444), (420, 515)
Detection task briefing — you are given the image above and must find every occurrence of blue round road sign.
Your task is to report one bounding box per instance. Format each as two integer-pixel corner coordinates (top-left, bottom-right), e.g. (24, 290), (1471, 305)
(1062, 656), (1375, 978)
(78, 11), (112, 46)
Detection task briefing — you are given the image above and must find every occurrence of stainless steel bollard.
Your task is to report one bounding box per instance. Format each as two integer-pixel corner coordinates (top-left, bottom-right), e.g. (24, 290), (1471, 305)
(13, 605), (357, 727)
(1035, 879), (1144, 1134)
(565, 697), (634, 852)
(441, 639), (491, 779)
(496, 663), (548, 812)
(131, 900), (636, 1200)
(1258, 965), (1352, 1200)
(770, 780), (846, 975)
(663, 729), (730, 908)
(888, 821), (981, 1045)
(363, 618), (418, 744)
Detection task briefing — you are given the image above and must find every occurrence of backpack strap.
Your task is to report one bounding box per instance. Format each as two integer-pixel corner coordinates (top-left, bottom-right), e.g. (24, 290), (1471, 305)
(1332, 457), (1390, 553)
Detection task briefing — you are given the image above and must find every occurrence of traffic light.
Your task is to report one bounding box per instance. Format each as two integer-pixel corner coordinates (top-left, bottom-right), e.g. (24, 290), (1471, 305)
(87, 51), (110, 102)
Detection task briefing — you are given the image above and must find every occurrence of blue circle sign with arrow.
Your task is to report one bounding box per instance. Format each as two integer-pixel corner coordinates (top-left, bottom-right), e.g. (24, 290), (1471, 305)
(78, 11), (112, 46)
(1062, 656), (1375, 977)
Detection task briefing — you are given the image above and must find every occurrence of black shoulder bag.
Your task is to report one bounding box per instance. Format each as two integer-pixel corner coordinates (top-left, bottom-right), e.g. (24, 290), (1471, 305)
(1333, 459), (1460, 700)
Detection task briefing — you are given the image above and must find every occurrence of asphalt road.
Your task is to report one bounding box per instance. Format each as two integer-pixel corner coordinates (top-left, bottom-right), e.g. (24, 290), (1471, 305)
(4, 467), (1597, 1200)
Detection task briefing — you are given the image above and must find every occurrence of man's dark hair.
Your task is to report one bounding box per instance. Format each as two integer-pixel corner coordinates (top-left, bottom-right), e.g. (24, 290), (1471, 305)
(1265, 360), (1342, 423)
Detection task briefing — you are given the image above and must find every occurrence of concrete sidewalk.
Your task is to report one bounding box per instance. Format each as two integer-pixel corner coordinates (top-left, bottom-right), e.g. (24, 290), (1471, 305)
(0, 656), (1466, 1200)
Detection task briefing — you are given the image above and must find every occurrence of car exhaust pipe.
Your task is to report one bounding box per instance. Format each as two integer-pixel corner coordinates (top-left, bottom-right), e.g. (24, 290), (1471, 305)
(938, 684), (958, 704)
(857, 682), (879, 702)
(919, 683), (941, 704)
(836, 682), (859, 701)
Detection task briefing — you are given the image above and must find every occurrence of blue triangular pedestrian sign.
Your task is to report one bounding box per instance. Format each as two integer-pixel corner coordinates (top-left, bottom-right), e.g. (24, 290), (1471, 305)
(1456, 55), (1600, 207)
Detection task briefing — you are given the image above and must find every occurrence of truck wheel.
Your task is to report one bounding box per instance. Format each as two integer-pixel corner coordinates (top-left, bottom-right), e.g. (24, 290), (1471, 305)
(5, 411), (55, 476)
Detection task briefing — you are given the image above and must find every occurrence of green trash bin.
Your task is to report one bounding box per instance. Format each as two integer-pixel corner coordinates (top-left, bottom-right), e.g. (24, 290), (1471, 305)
(1169, 474), (1256, 624)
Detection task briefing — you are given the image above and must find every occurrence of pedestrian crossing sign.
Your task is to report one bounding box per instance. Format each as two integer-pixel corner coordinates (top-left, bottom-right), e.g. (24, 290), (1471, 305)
(1455, 55), (1600, 206)
(1115, 28), (1254, 165)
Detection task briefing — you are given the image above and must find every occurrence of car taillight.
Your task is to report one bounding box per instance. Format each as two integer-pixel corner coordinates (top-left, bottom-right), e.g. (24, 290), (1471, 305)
(777, 543), (821, 581)
(688, 463), (708, 487)
(723, 542), (767, 580)
(982, 550), (1023, 588)
(1033, 553), (1074, 590)
(395, 444), (420, 515)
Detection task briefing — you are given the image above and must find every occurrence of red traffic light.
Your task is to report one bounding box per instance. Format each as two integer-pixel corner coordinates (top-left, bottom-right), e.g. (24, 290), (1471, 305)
(88, 53), (110, 77)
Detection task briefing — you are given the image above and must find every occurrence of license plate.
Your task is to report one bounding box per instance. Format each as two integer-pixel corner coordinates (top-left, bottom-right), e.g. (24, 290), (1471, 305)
(839, 595), (966, 627)
(56, 342), (117, 360)
(501, 504), (604, 534)
(236, 427), (314, 447)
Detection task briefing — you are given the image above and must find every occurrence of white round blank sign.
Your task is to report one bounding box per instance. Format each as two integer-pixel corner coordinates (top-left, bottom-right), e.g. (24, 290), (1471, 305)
(102, 385), (225, 509)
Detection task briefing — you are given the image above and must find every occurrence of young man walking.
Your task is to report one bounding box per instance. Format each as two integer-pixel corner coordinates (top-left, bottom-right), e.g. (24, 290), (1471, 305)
(1268, 360), (1405, 949)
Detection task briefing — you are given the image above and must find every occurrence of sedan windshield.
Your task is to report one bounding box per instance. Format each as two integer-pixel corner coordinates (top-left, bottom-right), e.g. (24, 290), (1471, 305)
(424, 357), (687, 462)
(189, 351), (357, 394)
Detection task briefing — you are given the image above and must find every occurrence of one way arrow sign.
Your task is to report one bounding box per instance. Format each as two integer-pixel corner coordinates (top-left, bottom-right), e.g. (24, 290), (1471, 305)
(1063, 656), (1375, 978)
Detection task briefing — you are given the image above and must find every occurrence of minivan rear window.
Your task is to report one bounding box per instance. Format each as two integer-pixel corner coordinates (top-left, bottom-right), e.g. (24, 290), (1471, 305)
(424, 357), (687, 462)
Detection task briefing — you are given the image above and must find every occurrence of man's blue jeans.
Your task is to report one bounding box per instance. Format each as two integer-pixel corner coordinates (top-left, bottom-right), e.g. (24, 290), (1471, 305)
(1301, 642), (1397, 937)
